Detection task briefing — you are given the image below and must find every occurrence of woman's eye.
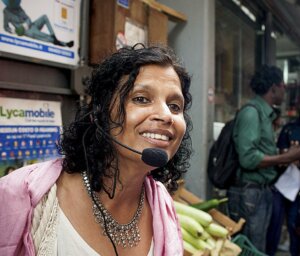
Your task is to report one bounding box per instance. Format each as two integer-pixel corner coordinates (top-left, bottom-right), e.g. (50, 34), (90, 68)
(132, 96), (150, 104)
(168, 103), (182, 113)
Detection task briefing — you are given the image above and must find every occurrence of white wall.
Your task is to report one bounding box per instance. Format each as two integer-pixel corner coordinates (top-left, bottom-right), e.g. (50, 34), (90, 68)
(158, 0), (215, 198)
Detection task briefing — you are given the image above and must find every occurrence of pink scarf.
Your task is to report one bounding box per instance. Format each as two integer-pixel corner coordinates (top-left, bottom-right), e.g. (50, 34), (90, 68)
(145, 176), (183, 255)
(0, 159), (183, 255)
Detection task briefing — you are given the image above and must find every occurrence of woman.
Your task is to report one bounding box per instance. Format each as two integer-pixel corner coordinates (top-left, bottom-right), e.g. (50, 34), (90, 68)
(0, 45), (192, 256)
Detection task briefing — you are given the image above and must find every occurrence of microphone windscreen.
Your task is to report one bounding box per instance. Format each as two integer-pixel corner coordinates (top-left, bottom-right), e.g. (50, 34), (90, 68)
(141, 148), (168, 167)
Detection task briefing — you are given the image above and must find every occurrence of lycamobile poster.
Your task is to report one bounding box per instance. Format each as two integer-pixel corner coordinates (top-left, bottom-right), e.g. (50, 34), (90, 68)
(0, 0), (81, 66)
(0, 97), (62, 175)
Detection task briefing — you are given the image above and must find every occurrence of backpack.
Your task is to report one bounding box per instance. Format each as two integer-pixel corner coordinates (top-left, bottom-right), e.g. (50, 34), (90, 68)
(207, 104), (258, 189)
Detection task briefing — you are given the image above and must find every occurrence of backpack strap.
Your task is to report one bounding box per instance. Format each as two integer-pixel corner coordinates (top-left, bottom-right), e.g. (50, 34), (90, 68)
(237, 103), (260, 119)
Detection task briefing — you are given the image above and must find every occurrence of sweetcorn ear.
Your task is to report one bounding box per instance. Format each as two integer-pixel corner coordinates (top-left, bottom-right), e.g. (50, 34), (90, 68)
(199, 229), (211, 240)
(206, 237), (216, 249)
(206, 222), (229, 238)
(174, 201), (212, 227)
(181, 228), (213, 251)
(177, 213), (204, 237)
(183, 240), (200, 255)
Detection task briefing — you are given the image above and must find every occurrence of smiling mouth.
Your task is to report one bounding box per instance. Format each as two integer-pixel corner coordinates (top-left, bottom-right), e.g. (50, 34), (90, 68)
(141, 132), (170, 141)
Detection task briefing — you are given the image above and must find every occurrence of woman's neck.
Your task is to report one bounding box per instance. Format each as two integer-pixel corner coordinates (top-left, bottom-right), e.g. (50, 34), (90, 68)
(100, 169), (146, 202)
(96, 172), (147, 224)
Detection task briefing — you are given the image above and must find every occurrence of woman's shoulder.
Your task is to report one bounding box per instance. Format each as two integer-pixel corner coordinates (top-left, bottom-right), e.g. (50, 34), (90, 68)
(0, 162), (40, 196)
(0, 159), (62, 255)
(0, 158), (63, 204)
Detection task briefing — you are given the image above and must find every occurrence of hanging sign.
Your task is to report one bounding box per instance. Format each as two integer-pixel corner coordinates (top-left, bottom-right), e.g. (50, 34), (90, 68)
(117, 0), (129, 9)
(0, 0), (81, 67)
(0, 97), (62, 162)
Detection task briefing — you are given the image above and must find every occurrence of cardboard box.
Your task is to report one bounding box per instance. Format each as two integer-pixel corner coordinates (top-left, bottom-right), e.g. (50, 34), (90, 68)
(89, 0), (186, 64)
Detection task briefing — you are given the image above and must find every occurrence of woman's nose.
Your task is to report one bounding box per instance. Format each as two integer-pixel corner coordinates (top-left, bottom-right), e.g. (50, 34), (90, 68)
(151, 103), (174, 124)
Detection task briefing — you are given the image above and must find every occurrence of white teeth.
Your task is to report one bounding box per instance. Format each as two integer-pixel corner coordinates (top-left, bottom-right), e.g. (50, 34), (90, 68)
(142, 133), (170, 141)
(161, 135), (168, 141)
(154, 134), (161, 139)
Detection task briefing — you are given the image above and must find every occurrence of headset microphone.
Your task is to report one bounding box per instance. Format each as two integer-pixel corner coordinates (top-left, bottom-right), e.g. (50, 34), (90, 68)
(109, 136), (169, 168)
(93, 112), (168, 168)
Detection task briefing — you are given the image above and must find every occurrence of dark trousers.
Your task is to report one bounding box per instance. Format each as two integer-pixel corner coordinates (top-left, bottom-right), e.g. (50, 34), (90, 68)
(227, 184), (273, 253)
(266, 187), (300, 256)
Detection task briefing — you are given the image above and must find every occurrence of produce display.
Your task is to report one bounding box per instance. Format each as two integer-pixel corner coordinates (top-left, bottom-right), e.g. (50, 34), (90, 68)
(191, 198), (228, 212)
(174, 200), (241, 256)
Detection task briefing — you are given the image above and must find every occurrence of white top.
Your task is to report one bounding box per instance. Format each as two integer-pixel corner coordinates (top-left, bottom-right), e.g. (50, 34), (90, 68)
(57, 207), (154, 256)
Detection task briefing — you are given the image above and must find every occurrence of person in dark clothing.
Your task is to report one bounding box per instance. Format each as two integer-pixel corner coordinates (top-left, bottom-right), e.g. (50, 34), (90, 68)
(266, 116), (300, 256)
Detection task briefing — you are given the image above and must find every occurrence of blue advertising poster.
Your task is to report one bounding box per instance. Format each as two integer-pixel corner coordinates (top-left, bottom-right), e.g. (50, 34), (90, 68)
(117, 0), (129, 9)
(0, 97), (62, 176)
(0, 0), (81, 66)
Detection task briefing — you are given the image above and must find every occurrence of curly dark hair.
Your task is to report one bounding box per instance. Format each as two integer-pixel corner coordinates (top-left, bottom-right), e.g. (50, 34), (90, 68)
(250, 65), (283, 95)
(58, 45), (192, 197)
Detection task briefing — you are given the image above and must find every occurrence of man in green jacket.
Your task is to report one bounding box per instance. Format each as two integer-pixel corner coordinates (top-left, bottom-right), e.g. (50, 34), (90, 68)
(227, 65), (300, 252)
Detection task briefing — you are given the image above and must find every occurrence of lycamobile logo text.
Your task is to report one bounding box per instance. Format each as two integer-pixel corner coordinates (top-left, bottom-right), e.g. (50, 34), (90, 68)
(0, 106), (55, 119)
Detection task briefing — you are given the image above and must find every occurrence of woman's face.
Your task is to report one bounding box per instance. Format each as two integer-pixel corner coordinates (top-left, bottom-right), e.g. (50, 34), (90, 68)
(111, 64), (186, 168)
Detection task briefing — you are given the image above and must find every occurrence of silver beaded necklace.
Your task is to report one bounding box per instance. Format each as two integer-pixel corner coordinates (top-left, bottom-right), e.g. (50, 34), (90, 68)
(82, 171), (145, 248)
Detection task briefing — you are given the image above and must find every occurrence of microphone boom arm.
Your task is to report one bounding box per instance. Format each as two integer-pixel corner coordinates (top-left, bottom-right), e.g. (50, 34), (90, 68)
(94, 116), (142, 155)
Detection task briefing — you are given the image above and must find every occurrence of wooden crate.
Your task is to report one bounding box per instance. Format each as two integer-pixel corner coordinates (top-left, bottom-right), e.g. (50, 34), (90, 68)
(184, 249), (209, 256)
(173, 180), (245, 235)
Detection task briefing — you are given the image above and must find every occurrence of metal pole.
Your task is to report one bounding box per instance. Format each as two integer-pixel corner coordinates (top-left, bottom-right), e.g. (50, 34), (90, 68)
(79, 0), (90, 66)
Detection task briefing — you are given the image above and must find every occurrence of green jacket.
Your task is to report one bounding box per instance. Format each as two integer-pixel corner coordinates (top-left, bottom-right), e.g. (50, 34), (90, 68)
(233, 96), (278, 184)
